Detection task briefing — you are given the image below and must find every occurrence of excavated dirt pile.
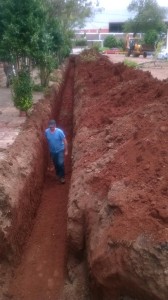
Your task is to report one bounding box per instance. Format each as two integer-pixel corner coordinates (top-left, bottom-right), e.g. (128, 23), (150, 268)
(66, 51), (168, 300)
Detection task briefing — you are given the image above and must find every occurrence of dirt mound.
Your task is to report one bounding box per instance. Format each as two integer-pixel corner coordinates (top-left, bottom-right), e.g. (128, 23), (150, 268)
(67, 52), (168, 299)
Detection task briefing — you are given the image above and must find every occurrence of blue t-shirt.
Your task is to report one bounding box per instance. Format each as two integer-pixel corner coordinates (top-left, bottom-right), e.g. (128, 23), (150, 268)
(45, 128), (65, 153)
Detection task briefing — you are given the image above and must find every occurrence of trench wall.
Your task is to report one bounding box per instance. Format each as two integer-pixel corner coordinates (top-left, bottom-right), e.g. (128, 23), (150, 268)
(0, 61), (70, 263)
(66, 51), (168, 300)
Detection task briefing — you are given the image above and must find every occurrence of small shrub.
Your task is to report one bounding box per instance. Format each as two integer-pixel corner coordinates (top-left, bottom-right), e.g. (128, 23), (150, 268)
(99, 47), (109, 52)
(75, 39), (87, 47)
(124, 59), (138, 68)
(12, 69), (33, 111)
(144, 30), (158, 47)
(104, 35), (118, 48)
(91, 42), (101, 52)
(117, 38), (125, 50)
(80, 49), (99, 62)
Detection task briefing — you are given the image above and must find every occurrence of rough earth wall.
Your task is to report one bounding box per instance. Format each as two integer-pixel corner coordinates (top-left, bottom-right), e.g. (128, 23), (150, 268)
(0, 62), (69, 263)
(67, 51), (168, 300)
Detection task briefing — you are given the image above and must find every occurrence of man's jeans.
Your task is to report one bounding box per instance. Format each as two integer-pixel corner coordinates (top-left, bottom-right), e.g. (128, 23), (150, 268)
(50, 151), (65, 178)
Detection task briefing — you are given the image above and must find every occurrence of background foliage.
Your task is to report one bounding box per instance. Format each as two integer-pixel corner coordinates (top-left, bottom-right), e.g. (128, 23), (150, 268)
(103, 35), (125, 49)
(124, 0), (167, 36)
(0, 0), (93, 110)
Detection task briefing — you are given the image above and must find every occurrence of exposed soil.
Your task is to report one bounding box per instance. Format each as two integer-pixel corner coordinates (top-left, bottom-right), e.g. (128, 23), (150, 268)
(66, 51), (168, 299)
(107, 53), (168, 80)
(0, 52), (168, 300)
(6, 63), (74, 300)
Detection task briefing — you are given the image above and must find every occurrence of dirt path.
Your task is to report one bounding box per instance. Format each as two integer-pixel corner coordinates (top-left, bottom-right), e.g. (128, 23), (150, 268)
(9, 62), (74, 300)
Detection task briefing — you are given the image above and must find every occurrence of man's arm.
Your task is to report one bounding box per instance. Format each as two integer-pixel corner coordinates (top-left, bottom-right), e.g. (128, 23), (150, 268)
(63, 138), (68, 155)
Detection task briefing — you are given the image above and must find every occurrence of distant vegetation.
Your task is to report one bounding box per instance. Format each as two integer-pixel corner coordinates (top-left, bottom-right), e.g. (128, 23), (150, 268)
(103, 35), (125, 50)
(0, 0), (93, 111)
(74, 39), (88, 47)
(124, 0), (167, 41)
(124, 59), (138, 68)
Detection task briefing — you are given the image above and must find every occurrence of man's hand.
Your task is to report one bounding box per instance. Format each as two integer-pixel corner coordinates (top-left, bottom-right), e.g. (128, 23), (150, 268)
(64, 138), (68, 156)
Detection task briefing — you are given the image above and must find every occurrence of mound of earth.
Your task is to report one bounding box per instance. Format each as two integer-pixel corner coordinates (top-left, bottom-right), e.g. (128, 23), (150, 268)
(66, 51), (168, 300)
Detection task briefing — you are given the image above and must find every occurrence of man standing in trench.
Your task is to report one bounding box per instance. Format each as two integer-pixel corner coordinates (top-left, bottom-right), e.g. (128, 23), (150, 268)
(45, 119), (68, 183)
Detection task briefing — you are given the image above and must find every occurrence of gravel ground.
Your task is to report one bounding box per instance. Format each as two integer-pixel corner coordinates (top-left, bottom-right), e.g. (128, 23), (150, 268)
(106, 54), (168, 80)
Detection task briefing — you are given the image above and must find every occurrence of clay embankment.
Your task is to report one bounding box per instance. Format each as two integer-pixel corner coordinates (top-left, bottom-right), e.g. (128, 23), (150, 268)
(65, 51), (168, 300)
(9, 60), (74, 300)
(0, 60), (74, 299)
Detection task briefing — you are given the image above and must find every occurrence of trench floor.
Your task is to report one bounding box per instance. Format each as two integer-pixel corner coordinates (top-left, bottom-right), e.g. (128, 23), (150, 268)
(9, 63), (74, 300)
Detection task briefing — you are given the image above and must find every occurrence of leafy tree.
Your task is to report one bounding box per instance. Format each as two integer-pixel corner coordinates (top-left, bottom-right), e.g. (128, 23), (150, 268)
(124, 0), (167, 35)
(33, 17), (64, 86)
(0, 0), (47, 111)
(45, 0), (93, 71)
(144, 29), (158, 46)
(0, 0), (94, 90)
(46, 0), (93, 29)
(0, 0), (46, 65)
(0, 0), (60, 112)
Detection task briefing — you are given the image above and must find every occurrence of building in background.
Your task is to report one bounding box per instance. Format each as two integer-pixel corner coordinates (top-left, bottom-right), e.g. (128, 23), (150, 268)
(75, 8), (134, 47)
(75, 8), (168, 47)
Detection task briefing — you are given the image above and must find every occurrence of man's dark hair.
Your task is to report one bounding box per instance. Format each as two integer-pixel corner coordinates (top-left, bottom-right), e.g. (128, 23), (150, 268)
(48, 119), (56, 127)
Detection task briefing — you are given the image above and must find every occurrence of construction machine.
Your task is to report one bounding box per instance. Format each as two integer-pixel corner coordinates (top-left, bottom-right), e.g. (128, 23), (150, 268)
(126, 35), (148, 58)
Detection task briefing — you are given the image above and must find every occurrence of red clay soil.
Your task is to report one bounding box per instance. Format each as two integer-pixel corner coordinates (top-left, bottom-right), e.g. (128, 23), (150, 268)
(2, 51), (168, 300)
(66, 51), (168, 300)
(9, 63), (74, 300)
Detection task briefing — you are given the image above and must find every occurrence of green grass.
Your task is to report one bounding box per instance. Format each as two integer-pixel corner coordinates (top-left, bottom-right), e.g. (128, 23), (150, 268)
(124, 59), (138, 68)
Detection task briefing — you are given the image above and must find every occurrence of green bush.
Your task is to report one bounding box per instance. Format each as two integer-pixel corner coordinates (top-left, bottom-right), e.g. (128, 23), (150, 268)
(144, 30), (158, 47)
(75, 39), (87, 47)
(91, 42), (101, 52)
(124, 59), (138, 68)
(99, 47), (109, 52)
(117, 38), (125, 50)
(103, 35), (118, 48)
(12, 69), (33, 111)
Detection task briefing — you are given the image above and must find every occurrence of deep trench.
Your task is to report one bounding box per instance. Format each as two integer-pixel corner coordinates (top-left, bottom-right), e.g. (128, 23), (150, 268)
(4, 54), (165, 300)
(9, 60), (75, 300)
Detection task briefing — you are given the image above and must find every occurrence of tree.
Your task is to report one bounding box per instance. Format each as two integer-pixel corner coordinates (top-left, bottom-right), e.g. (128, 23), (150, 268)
(45, 0), (93, 65)
(0, 0), (62, 111)
(144, 29), (158, 46)
(46, 0), (93, 29)
(33, 16), (65, 86)
(0, 0), (46, 65)
(0, 0), (47, 111)
(124, 0), (167, 35)
(0, 0), (94, 92)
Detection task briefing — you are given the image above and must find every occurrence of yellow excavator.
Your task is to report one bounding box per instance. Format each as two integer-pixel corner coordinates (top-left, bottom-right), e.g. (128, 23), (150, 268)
(126, 35), (148, 58)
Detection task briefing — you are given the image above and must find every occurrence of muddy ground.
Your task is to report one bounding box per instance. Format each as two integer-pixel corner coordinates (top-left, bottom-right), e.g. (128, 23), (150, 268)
(0, 52), (168, 300)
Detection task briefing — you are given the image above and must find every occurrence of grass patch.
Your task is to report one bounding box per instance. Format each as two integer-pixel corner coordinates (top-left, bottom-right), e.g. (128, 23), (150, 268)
(124, 59), (138, 68)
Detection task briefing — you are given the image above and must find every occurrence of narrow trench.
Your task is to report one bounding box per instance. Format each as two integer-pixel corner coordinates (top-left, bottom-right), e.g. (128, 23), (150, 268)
(9, 60), (75, 300)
